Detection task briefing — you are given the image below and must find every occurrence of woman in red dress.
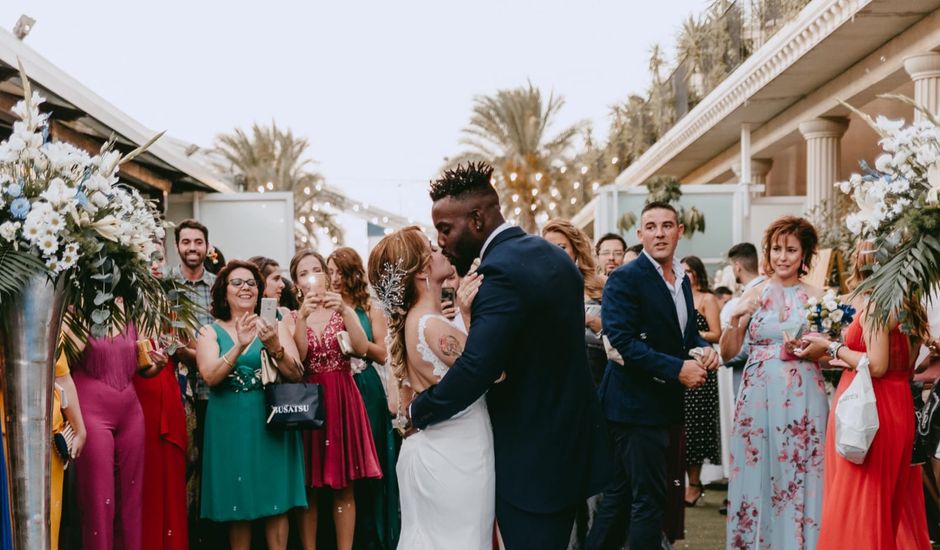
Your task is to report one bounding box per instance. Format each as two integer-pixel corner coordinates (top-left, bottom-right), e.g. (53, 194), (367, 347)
(290, 250), (382, 550)
(794, 244), (931, 549)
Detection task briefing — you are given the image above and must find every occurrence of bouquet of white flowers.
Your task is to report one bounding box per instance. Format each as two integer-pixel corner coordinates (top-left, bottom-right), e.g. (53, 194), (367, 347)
(836, 95), (940, 334)
(805, 289), (856, 339)
(0, 66), (197, 356)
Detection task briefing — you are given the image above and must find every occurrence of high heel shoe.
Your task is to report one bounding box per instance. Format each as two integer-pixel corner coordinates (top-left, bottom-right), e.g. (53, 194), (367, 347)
(684, 482), (705, 507)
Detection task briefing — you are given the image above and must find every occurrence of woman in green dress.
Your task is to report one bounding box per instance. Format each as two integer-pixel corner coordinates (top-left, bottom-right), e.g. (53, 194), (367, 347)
(196, 260), (308, 550)
(328, 248), (401, 550)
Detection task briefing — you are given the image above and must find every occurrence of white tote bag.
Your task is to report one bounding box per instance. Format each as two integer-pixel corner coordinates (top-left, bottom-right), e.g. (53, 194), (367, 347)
(834, 355), (879, 464)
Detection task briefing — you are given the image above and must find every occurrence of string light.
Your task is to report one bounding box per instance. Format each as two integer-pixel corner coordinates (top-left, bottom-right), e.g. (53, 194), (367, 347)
(534, 172), (543, 182)
(549, 202), (557, 210)
(592, 182), (600, 191)
(266, 181), (274, 190)
(331, 236), (339, 244)
(580, 166), (588, 175)
(513, 207), (521, 215)
(510, 172), (518, 182)
(570, 197), (577, 205)
(299, 215), (306, 223)
(382, 216), (389, 223)
(303, 187), (311, 195)
(313, 204), (320, 212)
(257, 185), (265, 193)
(531, 188), (539, 196)
(559, 166), (567, 174)
(573, 181), (581, 189)
(512, 194), (519, 203)
(550, 188), (560, 197)
(611, 157), (619, 164)
(530, 203), (537, 211)
(352, 204), (360, 212)
(315, 183), (323, 191)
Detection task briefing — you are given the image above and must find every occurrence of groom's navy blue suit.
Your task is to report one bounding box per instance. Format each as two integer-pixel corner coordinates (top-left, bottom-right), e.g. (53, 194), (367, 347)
(411, 226), (612, 550)
(586, 251), (708, 550)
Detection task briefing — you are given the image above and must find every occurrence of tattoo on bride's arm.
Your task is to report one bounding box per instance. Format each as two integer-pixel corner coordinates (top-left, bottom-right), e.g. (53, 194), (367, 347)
(439, 335), (463, 358)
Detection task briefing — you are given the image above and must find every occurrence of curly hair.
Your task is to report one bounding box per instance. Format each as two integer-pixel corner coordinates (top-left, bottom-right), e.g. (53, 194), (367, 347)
(429, 161), (497, 202)
(681, 255), (711, 293)
(542, 218), (604, 301)
(328, 247), (371, 310)
(366, 227), (431, 432)
(761, 215), (818, 277)
(209, 260), (265, 321)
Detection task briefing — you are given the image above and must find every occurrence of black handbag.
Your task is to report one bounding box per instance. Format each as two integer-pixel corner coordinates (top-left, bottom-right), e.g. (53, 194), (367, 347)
(261, 349), (325, 430)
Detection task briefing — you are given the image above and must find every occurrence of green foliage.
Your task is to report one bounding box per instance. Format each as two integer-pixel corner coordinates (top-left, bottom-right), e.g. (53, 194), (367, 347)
(213, 123), (342, 248)
(0, 246), (49, 306)
(616, 176), (706, 238)
(450, 82), (584, 232)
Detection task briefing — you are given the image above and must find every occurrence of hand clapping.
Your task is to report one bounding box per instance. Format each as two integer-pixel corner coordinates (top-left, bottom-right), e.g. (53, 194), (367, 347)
(234, 312), (259, 347)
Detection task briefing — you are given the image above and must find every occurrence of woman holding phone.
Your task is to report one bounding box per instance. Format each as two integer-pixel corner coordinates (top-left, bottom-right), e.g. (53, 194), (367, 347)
(289, 249), (382, 550)
(328, 247), (400, 550)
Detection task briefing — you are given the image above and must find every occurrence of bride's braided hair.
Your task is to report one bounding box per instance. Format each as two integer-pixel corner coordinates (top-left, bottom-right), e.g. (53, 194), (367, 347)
(367, 226), (431, 431)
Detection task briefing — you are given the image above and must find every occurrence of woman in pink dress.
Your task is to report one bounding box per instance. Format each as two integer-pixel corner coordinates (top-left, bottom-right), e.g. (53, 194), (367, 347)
(290, 250), (382, 550)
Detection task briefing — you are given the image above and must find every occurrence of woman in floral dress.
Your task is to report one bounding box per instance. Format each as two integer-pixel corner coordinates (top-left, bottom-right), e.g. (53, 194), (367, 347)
(719, 216), (826, 549)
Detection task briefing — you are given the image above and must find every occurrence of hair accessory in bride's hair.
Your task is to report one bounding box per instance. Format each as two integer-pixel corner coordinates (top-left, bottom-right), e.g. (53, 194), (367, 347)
(374, 259), (407, 317)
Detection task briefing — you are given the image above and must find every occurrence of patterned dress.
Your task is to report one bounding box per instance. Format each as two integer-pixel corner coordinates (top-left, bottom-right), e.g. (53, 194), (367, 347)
(683, 311), (721, 465)
(727, 283), (828, 549)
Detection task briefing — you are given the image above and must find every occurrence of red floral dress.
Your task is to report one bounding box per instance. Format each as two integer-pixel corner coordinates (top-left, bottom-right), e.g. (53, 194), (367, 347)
(302, 311), (382, 489)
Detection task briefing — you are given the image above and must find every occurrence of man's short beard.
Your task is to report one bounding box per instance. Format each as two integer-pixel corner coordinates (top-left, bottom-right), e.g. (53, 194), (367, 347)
(183, 255), (204, 268)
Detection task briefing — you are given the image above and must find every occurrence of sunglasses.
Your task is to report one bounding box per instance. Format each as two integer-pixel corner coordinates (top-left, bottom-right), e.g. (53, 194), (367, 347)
(229, 278), (257, 288)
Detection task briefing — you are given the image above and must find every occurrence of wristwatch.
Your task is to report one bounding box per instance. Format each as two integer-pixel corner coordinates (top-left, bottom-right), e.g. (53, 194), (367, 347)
(827, 341), (844, 360)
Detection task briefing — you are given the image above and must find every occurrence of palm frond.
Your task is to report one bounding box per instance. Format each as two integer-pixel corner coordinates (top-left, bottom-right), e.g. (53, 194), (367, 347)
(0, 246), (50, 306)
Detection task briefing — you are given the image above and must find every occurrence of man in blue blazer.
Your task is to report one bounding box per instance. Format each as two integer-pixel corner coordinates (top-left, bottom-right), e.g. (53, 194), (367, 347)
(586, 201), (719, 550)
(409, 162), (611, 550)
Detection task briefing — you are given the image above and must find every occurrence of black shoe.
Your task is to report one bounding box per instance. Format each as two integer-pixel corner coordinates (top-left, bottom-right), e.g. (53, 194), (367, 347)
(684, 482), (705, 507)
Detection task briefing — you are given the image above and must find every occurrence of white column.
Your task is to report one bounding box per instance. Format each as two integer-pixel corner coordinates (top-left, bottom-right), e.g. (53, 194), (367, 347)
(799, 117), (849, 211)
(904, 53), (940, 122)
(731, 159), (773, 185)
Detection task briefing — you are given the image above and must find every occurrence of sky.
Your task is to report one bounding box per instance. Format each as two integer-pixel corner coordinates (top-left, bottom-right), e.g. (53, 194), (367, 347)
(0, 1), (706, 223)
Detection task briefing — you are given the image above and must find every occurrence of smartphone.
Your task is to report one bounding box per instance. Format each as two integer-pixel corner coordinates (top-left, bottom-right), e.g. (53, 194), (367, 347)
(260, 297), (277, 326)
(306, 272), (328, 294)
(441, 287), (456, 303)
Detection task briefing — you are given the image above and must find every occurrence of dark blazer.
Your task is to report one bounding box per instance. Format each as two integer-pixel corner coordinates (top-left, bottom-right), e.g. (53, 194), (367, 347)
(410, 226), (611, 513)
(598, 251), (708, 426)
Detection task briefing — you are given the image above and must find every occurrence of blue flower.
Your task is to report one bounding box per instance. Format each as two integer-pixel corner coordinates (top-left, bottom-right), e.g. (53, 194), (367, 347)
(9, 197), (30, 219)
(6, 182), (22, 197)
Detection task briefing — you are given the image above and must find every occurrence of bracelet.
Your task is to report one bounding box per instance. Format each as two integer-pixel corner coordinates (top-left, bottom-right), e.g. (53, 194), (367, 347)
(221, 353), (234, 368)
(827, 341), (844, 360)
(268, 346), (285, 361)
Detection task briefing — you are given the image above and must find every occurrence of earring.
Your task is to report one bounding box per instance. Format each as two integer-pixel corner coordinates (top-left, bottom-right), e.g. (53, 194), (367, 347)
(425, 277), (430, 292)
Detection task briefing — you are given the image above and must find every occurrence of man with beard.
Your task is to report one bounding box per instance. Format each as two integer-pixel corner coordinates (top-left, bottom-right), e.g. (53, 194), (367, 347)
(408, 162), (611, 550)
(166, 219), (219, 548)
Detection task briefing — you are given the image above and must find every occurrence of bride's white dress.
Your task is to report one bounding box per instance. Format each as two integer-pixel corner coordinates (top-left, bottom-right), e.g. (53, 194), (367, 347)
(397, 314), (496, 550)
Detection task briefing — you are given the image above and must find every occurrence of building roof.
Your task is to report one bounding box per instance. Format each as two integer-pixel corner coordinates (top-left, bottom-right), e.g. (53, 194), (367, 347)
(0, 26), (232, 193)
(612, 0), (940, 189)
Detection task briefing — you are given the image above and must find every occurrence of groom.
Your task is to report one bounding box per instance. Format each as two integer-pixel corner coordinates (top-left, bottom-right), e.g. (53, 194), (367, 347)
(409, 162), (611, 550)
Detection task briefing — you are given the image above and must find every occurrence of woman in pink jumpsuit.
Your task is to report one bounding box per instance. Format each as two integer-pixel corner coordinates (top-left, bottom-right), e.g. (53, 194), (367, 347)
(71, 323), (145, 550)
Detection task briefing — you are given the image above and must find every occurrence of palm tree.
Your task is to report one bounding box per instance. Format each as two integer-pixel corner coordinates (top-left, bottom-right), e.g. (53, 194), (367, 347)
(451, 83), (584, 232)
(213, 123), (342, 249)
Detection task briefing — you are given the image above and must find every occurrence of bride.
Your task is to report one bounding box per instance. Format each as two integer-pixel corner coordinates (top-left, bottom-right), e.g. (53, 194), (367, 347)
(367, 226), (495, 550)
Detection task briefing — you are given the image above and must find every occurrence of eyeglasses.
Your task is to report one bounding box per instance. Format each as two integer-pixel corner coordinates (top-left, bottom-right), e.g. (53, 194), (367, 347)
(228, 278), (257, 288)
(598, 250), (625, 258)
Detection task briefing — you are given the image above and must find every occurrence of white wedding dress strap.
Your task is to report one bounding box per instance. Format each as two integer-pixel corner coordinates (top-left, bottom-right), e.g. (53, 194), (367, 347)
(416, 313), (460, 379)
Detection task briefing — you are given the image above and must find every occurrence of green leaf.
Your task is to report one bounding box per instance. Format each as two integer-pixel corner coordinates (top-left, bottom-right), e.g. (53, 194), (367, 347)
(0, 246), (50, 306)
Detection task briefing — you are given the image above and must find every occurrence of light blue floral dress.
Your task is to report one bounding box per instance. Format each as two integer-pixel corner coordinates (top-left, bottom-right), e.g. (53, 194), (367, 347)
(727, 283), (828, 550)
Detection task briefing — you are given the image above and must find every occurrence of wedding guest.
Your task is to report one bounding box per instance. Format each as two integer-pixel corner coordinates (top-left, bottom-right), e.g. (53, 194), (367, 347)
(719, 242), (765, 395)
(679, 255), (722, 507)
(714, 286), (733, 309)
(51, 350), (86, 550)
(135, 244), (189, 550)
(595, 233), (627, 275)
(623, 243), (643, 264)
(290, 250), (381, 550)
(281, 278), (301, 311)
(249, 256), (291, 319)
(328, 247), (401, 550)
(720, 216), (826, 549)
(68, 306), (145, 550)
(166, 219), (216, 546)
(543, 218), (607, 386)
(196, 260), (307, 550)
(793, 241), (932, 549)
(587, 201), (718, 550)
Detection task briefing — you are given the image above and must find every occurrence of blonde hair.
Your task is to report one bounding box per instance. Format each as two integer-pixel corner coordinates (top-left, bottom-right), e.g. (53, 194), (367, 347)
(366, 226), (431, 430)
(542, 218), (604, 300)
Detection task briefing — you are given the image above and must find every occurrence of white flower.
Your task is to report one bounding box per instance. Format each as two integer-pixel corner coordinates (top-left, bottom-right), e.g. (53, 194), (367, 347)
(40, 177), (73, 208)
(927, 162), (940, 204)
(0, 221), (20, 242)
(838, 180), (852, 194)
(875, 115), (905, 133)
(829, 309), (844, 323)
(875, 153), (893, 173)
(45, 258), (60, 273)
(821, 318), (833, 330)
(807, 296), (818, 307)
(90, 191), (110, 209)
(7, 135), (25, 153)
(37, 234), (58, 256)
